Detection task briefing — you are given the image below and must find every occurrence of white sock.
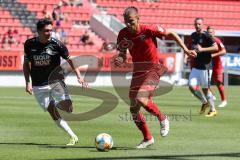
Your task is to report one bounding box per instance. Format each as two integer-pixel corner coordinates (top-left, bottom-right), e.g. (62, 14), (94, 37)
(55, 118), (76, 138)
(207, 96), (216, 112)
(209, 91), (215, 99)
(193, 90), (208, 104)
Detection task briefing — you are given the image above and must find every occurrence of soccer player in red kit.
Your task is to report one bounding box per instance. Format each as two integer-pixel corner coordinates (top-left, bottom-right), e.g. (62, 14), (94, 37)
(207, 26), (227, 107)
(114, 6), (196, 149)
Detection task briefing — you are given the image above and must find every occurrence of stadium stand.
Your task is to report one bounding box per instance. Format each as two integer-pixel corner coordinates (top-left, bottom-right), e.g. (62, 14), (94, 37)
(0, 0), (240, 86)
(0, 0), (103, 52)
(0, 0), (240, 52)
(95, 0), (240, 30)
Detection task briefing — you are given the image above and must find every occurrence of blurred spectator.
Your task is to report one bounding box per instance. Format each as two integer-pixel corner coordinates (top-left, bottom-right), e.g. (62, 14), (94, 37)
(89, 0), (96, 4)
(100, 40), (116, 52)
(1, 29), (20, 48)
(60, 28), (68, 44)
(42, 5), (52, 20)
(65, 0), (83, 6)
(52, 1), (67, 27)
(80, 30), (94, 45)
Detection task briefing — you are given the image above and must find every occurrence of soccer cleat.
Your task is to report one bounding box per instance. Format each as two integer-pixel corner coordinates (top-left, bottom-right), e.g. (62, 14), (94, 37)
(66, 136), (78, 146)
(136, 137), (154, 149)
(199, 103), (209, 114)
(205, 110), (217, 117)
(160, 117), (170, 137)
(218, 100), (227, 108)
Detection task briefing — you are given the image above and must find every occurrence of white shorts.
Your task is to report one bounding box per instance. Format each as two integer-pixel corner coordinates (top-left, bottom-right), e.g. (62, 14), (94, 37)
(188, 68), (212, 88)
(32, 81), (71, 111)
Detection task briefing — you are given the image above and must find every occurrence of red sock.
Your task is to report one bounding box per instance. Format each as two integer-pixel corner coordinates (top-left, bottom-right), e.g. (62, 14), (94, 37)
(132, 111), (152, 140)
(144, 99), (166, 122)
(218, 84), (226, 101)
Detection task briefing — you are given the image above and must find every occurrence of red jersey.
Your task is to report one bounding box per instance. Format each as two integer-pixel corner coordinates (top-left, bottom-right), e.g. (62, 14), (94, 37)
(117, 24), (166, 63)
(212, 37), (225, 72)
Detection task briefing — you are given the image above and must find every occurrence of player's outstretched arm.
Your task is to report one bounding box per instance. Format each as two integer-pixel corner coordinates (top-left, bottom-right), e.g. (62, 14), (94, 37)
(166, 30), (197, 57)
(196, 44), (218, 53)
(212, 47), (226, 58)
(23, 59), (32, 95)
(67, 57), (88, 89)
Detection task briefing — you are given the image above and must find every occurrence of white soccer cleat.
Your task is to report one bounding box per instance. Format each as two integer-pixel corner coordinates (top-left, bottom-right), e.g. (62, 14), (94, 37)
(160, 117), (169, 137)
(218, 100), (227, 108)
(66, 136), (78, 146)
(136, 137), (154, 149)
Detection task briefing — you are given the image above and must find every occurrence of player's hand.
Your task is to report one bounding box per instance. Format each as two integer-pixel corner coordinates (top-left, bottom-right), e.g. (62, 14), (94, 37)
(77, 77), (88, 89)
(114, 56), (124, 67)
(184, 49), (197, 58)
(188, 50), (197, 57)
(26, 82), (33, 95)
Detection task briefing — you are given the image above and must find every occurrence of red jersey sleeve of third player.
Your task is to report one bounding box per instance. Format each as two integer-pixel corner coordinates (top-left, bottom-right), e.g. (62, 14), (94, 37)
(212, 37), (225, 72)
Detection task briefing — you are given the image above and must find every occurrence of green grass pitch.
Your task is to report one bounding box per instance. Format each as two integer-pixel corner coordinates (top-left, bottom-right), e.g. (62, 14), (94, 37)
(0, 86), (239, 160)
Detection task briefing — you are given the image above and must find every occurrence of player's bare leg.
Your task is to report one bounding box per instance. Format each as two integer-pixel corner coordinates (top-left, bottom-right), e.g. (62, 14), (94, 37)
(189, 86), (208, 104)
(48, 100), (78, 145)
(202, 88), (217, 117)
(189, 86), (209, 114)
(136, 88), (169, 137)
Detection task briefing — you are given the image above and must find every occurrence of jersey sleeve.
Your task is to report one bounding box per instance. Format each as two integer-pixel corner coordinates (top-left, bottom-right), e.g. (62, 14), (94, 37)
(116, 29), (131, 53)
(206, 33), (216, 46)
(24, 40), (31, 61)
(219, 41), (225, 49)
(215, 38), (225, 50)
(148, 25), (167, 38)
(58, 40), (70, 60)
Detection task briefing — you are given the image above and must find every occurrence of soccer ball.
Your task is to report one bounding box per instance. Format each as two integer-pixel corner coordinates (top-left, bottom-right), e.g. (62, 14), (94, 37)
(95, 133), (113, 152)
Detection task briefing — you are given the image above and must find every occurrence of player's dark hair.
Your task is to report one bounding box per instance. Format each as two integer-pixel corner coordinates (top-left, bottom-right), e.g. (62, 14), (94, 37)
(36, 18), (53, 31)
(195, 17), (204, 22)
(207, 26), (214, 30)
(123, 6), (138, 17)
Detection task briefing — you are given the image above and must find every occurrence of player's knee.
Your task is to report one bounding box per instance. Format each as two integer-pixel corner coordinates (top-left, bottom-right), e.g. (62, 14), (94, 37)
(189, 85), (197, 92)
(202, 88), (208, 96)
(47, 101), (60, 120)
(57, 100), (73, 113)
(136, 96), (148, 106)
(47, 101), (55, 112)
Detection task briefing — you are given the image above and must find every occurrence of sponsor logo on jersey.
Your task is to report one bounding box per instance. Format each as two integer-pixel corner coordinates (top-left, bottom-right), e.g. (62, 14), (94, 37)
(46, 48), (54, 55)
(33, 54), (51, 66)
(139, 34), (146, 41)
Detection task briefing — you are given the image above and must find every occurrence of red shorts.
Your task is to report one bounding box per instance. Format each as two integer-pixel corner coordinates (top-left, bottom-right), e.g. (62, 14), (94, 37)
(129, 63), (167, 98)
(212, 70), (223, 84)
